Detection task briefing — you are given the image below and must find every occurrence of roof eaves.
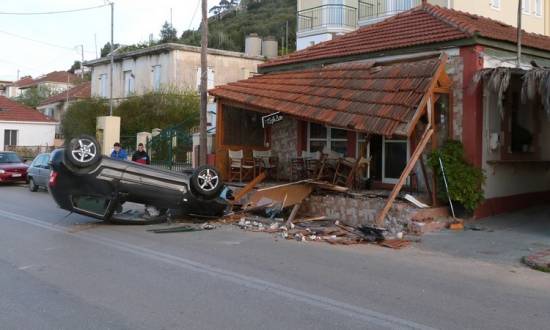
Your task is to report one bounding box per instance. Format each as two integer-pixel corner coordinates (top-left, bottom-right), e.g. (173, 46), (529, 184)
(259, 38), (476, 74)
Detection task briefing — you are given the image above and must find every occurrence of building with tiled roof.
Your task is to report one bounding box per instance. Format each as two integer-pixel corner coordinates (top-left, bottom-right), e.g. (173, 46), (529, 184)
(210, 4), (550, 222)
(0, 96), (57, 151)
(36, 82), (91, 139)
(296, 0), (549, 51)
(3, 72), (79, 99)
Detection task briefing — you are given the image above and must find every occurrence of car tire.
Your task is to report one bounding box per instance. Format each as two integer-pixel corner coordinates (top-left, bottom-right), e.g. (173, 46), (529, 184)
(65, 135), (101, 169)
(190, 165), (223, 199)
(28, 178), (38, 192)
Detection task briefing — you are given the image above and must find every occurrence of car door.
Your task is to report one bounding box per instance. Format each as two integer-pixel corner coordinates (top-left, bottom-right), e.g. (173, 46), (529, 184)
(35, 155), (48, 187)
(29, 155), (43, 184)
(39, 154), (51, 187)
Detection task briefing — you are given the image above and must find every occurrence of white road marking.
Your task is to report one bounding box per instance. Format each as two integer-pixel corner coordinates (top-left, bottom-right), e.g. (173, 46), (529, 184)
(0, 209), (437, 330)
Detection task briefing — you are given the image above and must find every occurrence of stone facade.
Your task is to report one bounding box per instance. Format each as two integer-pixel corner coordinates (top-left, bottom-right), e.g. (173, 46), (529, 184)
(270, 117), (298, 180)
(301, 194), (416, 235)
(447, 55), (464, 141)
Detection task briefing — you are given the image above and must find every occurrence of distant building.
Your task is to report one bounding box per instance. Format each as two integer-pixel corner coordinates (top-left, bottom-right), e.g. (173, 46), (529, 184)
(297, 0), (549, 50)
(0, 96), (56, 151)
(37, 81), (91, 140)
(84, 43), (265, 100)
(0, 80), (12, 97)
(3, 72), (79, 98)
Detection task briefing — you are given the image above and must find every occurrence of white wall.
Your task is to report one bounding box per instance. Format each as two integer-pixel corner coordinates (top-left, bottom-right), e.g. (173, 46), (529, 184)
(90, 49), (263, 99)
(297, 33), (334, 50)
(0, 122), (56, 151)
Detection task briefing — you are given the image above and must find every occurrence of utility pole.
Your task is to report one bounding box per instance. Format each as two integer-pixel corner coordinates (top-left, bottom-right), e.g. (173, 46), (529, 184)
(109, 1), (114, 116)
(94, 33), (98, 59)
(170, 8), (173, 26)
(199, 0), (208, 166)
(516, 0), (522, 68)
(79, 45), (84, 79)
(285, 20), (289, 55)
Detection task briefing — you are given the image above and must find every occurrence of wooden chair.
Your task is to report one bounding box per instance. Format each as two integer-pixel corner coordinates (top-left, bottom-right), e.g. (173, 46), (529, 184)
(253, 150), (279, 180)
(290, 157), (306, 181)
(302, 151), (322, 179)
(228, 149), (254, 182)
(332, 157), (362, 188)
(316, 147), (343, 181)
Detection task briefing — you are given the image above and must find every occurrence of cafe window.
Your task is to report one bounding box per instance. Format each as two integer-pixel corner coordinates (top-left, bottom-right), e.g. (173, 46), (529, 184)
(307, 123), (348, 155)
(222, 106), (264, 146)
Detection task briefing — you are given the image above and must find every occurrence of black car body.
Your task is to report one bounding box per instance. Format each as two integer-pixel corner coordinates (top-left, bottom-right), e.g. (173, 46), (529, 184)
(48, 135), (228, 221)
(28, 153), (51, 191)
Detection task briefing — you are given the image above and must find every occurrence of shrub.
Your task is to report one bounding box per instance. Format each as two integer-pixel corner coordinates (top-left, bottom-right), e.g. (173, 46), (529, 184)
(113, 88), (199, 138)
(61, 98), (109, 142)
(427, 140), (486, 211)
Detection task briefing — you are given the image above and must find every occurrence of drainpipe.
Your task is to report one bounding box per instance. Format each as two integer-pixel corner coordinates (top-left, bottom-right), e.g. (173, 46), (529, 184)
(517, 0), (522, 68)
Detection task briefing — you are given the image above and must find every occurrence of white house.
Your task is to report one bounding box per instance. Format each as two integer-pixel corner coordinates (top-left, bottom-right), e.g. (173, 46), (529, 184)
(0, 96), (56, 151)
(3, 72), (79, 99)
(84, 43), (265, 99)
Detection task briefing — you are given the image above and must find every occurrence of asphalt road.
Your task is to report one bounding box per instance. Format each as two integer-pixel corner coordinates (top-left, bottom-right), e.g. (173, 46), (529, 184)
(1, 185), (549, 330)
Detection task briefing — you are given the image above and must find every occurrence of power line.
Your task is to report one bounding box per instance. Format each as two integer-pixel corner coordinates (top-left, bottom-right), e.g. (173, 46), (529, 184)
(187, 0), (201, 31)
(0, 29), (95, 54)
(0, 4), (108, 16)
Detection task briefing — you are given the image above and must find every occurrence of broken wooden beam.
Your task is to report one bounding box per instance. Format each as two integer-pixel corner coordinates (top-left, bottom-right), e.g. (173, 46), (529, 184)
(375, 128), (434, 227)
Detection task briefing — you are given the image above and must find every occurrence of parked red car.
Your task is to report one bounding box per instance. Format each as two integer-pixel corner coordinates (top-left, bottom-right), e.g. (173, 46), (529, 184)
(0, 152), (28, 183)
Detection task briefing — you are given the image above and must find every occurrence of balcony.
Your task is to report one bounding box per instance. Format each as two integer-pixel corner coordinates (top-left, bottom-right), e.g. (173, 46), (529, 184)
(358, 0), (421, 25)
(298, 4), (358, 35)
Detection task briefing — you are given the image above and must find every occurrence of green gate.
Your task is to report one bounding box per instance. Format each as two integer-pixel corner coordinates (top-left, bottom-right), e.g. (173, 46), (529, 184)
(146, 123), (194, 172)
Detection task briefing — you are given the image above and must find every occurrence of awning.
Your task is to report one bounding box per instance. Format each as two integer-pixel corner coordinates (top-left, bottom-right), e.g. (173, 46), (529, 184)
(210, 55), (447, 136)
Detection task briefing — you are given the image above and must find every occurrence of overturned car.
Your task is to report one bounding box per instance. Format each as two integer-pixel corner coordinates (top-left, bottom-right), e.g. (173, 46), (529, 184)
(48, 135), (229, 222)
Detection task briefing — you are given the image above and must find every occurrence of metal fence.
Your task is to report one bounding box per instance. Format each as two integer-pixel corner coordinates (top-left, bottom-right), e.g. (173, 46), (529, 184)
(358, 0), (420, 22)
(298, 4), (357, 33)
(150, 159), (192, 173)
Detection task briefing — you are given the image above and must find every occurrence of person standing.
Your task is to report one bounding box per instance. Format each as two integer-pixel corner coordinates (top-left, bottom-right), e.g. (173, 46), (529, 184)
(110, 142), (128, 160)
(132, 143), (150, 165)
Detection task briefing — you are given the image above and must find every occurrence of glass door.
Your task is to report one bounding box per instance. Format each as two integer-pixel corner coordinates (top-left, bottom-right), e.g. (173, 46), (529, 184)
(382, 137), (409, 184)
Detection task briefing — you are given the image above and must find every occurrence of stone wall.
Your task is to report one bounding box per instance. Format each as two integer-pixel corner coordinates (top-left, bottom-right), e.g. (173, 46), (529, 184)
(270, 117), (298, 180)
(447, 55), (464, 141)
(301, 194), (416, 235)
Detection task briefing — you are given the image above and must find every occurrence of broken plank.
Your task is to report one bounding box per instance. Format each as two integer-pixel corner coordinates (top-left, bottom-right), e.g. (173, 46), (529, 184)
(248, 182), (313, 208)
(232, 172), (266, 203)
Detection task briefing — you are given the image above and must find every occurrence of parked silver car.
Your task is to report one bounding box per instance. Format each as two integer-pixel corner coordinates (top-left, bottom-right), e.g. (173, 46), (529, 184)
(27, 153), (52, 191)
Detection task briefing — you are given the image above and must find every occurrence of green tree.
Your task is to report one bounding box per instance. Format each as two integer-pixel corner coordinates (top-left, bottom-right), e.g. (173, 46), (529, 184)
(100, 42), (120, 57)
(68, 60), (81, 74)
(159, 21), (178, 43)
(61, 98), (109, 142)
(15, 85), (56, 108)
(113, 88), (199, 138)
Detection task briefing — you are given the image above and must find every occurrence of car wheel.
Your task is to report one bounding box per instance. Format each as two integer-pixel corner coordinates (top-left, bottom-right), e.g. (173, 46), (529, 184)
(28, 178), (38, 192)
(190, 165), (223, 199)
(65, 135), (101, 169)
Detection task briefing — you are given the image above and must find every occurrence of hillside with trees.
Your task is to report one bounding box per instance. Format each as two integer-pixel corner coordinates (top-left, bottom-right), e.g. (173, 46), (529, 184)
(181, 0), (296, 54)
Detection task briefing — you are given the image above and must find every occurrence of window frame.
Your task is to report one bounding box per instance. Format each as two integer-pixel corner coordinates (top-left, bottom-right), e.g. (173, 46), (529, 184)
(522, 0), (531, 15)
(3, 129), (18, 147)
(123, 70), (135, 97)
(98, 73), (108, 98)
(307, 123), (348, 155)
(534, 0), (542, 16)
(152, 65), (162, 91)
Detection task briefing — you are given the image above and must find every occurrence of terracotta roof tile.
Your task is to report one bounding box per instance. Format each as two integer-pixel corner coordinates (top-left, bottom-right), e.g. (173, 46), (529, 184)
(38, 81), (91, 106)
(0, 96), (55, 123)
(210, 56), (443, 136)
(18, 71), (79, 88)
(261, 4), (550, 69)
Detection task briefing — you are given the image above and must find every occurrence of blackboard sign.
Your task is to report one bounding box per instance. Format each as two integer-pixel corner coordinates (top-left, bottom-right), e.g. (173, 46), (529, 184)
(261, 112), (283, 127)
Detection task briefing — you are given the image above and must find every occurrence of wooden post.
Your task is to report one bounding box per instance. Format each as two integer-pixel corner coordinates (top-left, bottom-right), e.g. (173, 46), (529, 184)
(375, 128), (434, 227)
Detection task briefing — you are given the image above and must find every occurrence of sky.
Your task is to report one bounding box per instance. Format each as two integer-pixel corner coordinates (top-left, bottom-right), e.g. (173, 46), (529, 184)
(0, 0), (216, 81)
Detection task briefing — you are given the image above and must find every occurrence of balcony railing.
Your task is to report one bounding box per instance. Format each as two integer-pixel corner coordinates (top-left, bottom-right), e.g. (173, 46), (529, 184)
(298, 4), (358, 33)
(359, 0), (421, 23)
